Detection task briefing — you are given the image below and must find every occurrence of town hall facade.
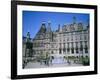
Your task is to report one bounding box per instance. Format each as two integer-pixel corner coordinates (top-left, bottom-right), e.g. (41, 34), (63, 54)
(23, 17), (90, 67)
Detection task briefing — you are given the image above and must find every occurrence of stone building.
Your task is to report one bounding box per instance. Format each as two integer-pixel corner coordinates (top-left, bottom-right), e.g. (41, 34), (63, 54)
(23, 17), (89, 65)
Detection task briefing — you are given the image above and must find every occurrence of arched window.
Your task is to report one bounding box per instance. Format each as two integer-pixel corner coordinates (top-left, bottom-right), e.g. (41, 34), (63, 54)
(51, 51), (54, 54)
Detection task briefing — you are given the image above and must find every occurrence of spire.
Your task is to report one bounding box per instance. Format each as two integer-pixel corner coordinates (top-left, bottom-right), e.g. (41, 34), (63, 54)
(58, 24), (60, 31)
(58, 24), (62, 32)
(47, 21), (51, 32)
(39, 21), (46, 33)
(73, 16), (76, 24)
(86, 19), (89, 29)
(41, 21), (46, 28)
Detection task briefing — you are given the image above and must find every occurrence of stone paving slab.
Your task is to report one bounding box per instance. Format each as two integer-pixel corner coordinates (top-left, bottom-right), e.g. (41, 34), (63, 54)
(24, 62), (83, 69)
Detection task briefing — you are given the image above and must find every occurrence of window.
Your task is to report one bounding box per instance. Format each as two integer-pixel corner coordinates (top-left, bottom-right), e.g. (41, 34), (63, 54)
(71, 42), (74, 48)
(71, 48), (74, 54)
(71, 36), (73, 41)
(63, 43), (65, 48)
(80, 47), (83, 51)
(76, 42), (78, 48)
(75, 36), (77, 40)
(85, 48), (88, 53)
(84, 35), (87, 40)
(86, 56), (88, 58)
(76, 42), (78, 53)
(51, 51), (54, 54)
(51, 44), (54, 48)
(63, 34), (66, 36)
(80, 41), (83, 53)
(85, 41), (87, 46)
(76, 48), (78, 53)
(67, 43), (69, 48)
(63, 43), (66, 53)
(67, 37), (69, 41)
(67, 48), (70, 52)
(51, 56), (54, 59)
(63, 39), (65, 42)
(63, 48), (66, 52)
(80, 35), (82, 40)
(59, 48), (61, 54)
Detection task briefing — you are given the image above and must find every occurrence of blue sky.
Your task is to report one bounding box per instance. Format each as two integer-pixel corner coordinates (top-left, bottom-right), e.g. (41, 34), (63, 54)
(23, 11), (89, 38)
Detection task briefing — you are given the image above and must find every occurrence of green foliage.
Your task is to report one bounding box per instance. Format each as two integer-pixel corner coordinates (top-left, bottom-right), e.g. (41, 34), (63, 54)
(81, 56), (90, 65)
(39, 52), (50, 60)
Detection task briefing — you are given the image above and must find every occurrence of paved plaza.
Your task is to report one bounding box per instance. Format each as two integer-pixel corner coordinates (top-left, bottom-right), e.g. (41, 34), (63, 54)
(24, 59), (83, 69)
